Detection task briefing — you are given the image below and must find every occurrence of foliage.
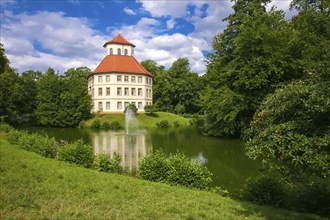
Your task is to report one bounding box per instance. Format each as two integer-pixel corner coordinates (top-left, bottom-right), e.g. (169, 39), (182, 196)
(110, 121), (122, 130)
(242, 175), (285, 207)
(144, 104), (157, 116)
(7, 129), (58, 158)
(101, 121), (111, 130)
(201, 0), (300, 136)
(156, 120), (170, 128)
(57, 140), (94, 168)
(137, 150), (212, 190)
(174, 103), (185, 115)
(90, 119), (101, 129)
(0, 123), (14, 133)
(93, 152), (123, 174)
(288, 181), (330, 216)
(151, 58), (203, 114)
(244, 80), (330, 179)
(35, 67), (92, 127)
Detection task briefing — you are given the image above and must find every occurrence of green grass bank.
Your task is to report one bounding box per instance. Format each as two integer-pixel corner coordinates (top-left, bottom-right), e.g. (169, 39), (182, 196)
(0, 137), (324, 220)
(85, 112), (191, 128)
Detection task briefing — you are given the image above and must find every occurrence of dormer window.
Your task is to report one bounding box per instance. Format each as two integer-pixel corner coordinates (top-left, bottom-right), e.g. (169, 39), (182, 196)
(124, 49), (128, 55)
(110, 48), (113, 55)
(118, 48), (121, 55)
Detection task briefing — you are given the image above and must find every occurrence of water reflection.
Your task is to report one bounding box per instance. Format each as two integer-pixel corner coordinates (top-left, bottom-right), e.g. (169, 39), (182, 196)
(91, 130), (152, 173)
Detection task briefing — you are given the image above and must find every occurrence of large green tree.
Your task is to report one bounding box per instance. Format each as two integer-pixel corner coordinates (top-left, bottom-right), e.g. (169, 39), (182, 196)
(35, 67), (92, 127)
(202, 0), (298, 136)
(150, 58), (202, 114)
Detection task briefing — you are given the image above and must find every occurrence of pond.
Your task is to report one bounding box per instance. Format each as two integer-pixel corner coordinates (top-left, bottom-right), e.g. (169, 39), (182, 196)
(25, 126), (260, 197)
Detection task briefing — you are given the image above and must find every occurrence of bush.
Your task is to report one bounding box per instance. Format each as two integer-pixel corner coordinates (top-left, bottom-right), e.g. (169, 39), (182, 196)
(110, 121), (122, 130)
(144, 104), (157, 116)
(93, 152), (123, 174)
(173, 120), (181, 127)
(156, 120), (170, 128)
(289, 181), (330, 216)
(57, 140), (94, 168)
(78, 120), (86, 128)
(0, 123), (14, 133)
(137, 150), (170, 182)
(90, 119), (101, 129)
(101, 122), (111, 130)
(137, 151), (212, 190)
(7, 129), (24, 145)
(242, 175), (285, 207)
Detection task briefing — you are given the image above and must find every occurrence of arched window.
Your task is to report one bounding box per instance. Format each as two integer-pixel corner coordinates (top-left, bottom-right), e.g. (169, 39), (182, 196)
(110, 48), (113, 55)
(124, 49), (128, 55)
(118, 48), (121, 55)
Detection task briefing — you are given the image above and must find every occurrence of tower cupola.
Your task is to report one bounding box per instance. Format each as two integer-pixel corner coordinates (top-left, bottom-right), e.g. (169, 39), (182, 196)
(103, 34), (135, 57)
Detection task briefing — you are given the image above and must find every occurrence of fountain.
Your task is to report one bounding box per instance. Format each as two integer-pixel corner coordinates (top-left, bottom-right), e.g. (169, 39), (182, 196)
(125, 104), (138, 135)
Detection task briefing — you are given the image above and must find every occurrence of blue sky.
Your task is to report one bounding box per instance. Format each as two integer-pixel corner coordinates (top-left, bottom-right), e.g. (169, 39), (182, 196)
(0, 0), (294, 74)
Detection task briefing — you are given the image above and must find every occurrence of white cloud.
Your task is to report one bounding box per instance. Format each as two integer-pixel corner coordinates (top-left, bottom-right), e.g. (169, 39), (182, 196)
(166, 19), (176, 29)
(138, 0), (189, 18)
(124, 7), (136, 15)
(1, 11), (106, 73)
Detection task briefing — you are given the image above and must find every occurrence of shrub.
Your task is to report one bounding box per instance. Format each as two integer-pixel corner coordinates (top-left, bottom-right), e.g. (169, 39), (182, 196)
(7, 129), (25, 145)
(289, 181), (330, 216)
(242, 175), (285, 207)
(0, 123), (14, 133)
(137, 150), (170, 182)
(78, 120), (86, 128)
(57, 140), (94, 168)
(90, 119), (101, 129)
(173, 120), (181, 127)
(110, 121), (122, 130)
(137, 151), (212, 190)
(101, 122), (111, 130)
(156, 120), (170, 128)
(144, 104), (157, 116)
(93, 152), (123, 174)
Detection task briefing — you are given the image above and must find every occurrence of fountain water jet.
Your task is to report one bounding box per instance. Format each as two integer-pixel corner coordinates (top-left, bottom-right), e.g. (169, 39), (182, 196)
(125, 104), (138, 135)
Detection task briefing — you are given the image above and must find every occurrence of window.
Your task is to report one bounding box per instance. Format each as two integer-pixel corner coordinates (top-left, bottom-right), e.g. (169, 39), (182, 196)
(131, 88), (136, 96)
(124, 87), (129, 96)
(117, 75), (122, 82)
(124, 49), (128, 55)
(138, 88), (142, 96)
(98, 102), (103, 111)
(110, 48), (113, 55)
(98, 88), (102, 96)
(146, 89), (148, 98)
(106, 75), (110, 82)
(106, 102), (110, 110)
(117, 87), (122, 96)
(106, 87), (110, 96)
(125, 102), (129, 108)
(138, 77), (142, 83)
(117, 102), (122, 109)
(124, 76), (129, 82)
(132, 102), (136, 106)
(98, 76), (102, 83)
(131, 76), (136, 83)
(118, 48), (121, 55)
(138, 102), (142, 109)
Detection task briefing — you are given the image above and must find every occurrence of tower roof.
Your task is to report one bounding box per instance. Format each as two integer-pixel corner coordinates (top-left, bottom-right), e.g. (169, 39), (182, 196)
(103, 34), (136, 48)
(93, 55), (153, 76)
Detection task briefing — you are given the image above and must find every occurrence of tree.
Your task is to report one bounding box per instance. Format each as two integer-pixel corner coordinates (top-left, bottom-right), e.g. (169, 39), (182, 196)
(35, 67), (92, 127)
(244, 79), (330, 179)
(152, 58), (202, 114)
(0, 43), (10, 74)
(202, 0), (298, 136)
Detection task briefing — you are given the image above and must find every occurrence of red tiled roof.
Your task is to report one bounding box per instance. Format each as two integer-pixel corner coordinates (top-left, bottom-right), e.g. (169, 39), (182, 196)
(93, 55), (153, 76)
(103, 34), (135, 48)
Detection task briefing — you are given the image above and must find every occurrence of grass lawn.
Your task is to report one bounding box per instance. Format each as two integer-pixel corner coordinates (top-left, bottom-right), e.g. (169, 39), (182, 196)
(85, 112), (191, 128)
(0, 137), (324, 219)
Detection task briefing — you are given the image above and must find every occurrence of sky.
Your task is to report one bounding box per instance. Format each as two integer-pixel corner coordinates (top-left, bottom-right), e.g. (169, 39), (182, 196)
(0, 0), (295, 75)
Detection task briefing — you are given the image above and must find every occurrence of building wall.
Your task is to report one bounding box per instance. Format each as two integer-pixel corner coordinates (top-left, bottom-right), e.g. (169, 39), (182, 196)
(88, 73), (152, 113)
